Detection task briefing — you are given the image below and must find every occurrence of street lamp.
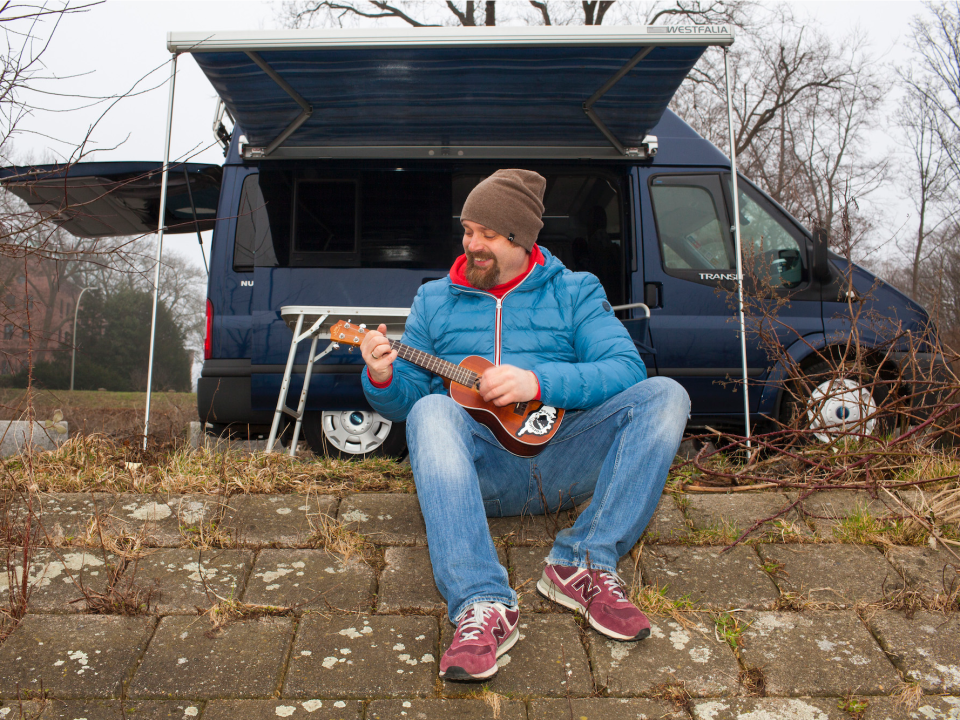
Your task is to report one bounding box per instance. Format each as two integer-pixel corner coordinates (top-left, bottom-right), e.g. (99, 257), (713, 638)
(70, 286), (98, 392)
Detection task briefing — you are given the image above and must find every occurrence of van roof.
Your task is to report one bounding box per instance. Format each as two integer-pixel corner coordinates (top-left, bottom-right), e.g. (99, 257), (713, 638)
(169, 26), (733, 161)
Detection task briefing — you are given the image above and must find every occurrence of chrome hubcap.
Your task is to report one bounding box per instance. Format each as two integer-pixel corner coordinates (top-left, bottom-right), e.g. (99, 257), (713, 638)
(807, 378), (877, 442)
(321, 410), (393, 454)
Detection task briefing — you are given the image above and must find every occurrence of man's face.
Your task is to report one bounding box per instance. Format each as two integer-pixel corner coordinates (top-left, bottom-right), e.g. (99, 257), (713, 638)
(461, 220), (528, 290)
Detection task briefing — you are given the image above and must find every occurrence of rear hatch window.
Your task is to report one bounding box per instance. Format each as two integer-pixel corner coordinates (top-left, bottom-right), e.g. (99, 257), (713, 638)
(240, 167), (626, 303)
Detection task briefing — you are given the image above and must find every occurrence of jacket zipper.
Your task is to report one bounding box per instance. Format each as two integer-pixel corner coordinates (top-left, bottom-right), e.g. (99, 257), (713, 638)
(455, 262), (537, 366)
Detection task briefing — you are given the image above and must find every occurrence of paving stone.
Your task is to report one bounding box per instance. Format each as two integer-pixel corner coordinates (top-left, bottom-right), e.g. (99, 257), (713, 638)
(588, 616), (740, 697)
(0, 615), (155, 699)
(530, 697), (688, 720)
(220, 494), (338, 547)
(129, 549), (253, 615)
(128, 616), (293, 699)
(283, 615), (438, 698)
(337, 494), (425, 545)
(641, 545), (779, 610)
(684, 492), (807, 540)
(106, 494), (222, 547)
(10, 493), (113, 544)
(202, 699), (362, 719)
(507, 548), (638, 613)
(375, 546), (492, 615)
(641, 493), (691, 543)
(755, 543), (901, 606)
(242, 549), (375, 613)
(509, 546), (555, 612)
(0, 548), (118, 613)
(0, 701), (43, 718)
(738, 611), (900, 696)
(797, 491), (898, 538)
(37, 699), (203, 719)
(367, 699), (527, 720)
(884, 546), (960, 597)
(866, 610), (960, 693)
(441, 614), (592, 697)
(691, 697), (850, 719)
(862, 696), (960, 719)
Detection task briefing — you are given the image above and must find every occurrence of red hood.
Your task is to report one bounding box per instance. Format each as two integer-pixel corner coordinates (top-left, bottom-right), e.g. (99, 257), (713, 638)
(449, 244), (544, 298)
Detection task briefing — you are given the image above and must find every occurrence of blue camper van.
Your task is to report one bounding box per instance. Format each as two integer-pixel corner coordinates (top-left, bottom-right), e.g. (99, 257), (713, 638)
(0, 26), (937, 456)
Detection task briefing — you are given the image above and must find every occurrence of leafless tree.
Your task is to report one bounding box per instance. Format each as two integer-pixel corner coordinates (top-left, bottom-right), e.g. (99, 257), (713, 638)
(902, 1), (960, 188)
(673, 5), (886, 261)
(278, 0), (747, 29)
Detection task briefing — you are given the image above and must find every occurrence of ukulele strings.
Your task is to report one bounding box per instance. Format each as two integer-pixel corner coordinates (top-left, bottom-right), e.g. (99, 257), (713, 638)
(387, 339), (480, 388)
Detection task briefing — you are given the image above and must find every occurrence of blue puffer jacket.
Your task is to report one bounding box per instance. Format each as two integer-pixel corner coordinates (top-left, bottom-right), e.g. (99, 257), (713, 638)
(361, 247), (646, 421)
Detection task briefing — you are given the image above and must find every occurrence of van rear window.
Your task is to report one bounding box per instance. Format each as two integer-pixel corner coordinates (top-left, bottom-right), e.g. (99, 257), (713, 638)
(241, 168), (626, 304)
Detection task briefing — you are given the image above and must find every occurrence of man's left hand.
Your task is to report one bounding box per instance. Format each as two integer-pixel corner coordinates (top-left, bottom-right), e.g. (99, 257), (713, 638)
(478, 364), (539, 407)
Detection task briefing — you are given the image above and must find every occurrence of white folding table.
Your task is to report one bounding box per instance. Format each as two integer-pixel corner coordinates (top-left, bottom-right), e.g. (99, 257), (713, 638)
(266, 305), (410, 455)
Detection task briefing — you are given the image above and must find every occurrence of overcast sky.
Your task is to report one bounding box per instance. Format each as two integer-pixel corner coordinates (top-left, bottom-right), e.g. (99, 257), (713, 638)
(10, 0), (927, 273)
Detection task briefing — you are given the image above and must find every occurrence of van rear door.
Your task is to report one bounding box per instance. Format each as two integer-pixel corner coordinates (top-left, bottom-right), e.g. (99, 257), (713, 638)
(0, 162), (222, 237)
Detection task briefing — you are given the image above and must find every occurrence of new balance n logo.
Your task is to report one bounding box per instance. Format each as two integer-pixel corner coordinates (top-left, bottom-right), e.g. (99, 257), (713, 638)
(570, 574), (602, 603)
(492, 620), (507, 642)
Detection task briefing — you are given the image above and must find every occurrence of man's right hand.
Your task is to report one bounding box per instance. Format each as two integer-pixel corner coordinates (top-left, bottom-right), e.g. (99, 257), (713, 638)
(360, 323), (398, 384)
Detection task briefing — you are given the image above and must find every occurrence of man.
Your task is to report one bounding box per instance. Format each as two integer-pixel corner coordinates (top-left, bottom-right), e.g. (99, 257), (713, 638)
(360, 169), (689, 682)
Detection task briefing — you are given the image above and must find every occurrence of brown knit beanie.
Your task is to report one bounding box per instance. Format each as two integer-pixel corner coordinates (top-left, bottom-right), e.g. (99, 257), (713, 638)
(461, 169), (546, 252)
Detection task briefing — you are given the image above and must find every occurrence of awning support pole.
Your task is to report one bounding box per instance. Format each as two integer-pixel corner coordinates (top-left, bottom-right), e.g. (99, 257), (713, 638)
(143, 52), (179, 450)
(245, 51), (313, 156)
(723, 46), (752, 449)
(582, 45), (655, 155)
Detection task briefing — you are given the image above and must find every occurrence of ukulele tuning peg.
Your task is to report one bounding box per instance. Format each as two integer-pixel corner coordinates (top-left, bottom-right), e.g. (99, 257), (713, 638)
(330, 342), (340, 349)
(347, 347), (354, 353)
(359, 323), (366, 329)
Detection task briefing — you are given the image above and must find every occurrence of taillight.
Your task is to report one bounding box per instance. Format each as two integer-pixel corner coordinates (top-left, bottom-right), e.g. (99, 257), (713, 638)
(204, 299), (213, 360)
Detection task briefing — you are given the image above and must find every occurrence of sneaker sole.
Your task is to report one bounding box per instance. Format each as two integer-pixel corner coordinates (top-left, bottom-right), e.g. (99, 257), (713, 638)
(536, 575), (651, 642)
(439, 625), (520, 682)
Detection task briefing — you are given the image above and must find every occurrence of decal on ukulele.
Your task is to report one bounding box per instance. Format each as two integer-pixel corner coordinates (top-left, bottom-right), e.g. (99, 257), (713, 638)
(516, 406), (558, 437)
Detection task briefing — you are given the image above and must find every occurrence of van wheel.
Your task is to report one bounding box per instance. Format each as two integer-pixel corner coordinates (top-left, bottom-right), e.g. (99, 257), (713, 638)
(302, 410), (406, 459)
(779, 360), (888, 441)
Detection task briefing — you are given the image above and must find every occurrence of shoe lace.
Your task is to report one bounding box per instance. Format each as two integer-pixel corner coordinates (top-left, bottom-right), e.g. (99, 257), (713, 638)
(600, 571), (631, 604)
(455, 602), (497, 641)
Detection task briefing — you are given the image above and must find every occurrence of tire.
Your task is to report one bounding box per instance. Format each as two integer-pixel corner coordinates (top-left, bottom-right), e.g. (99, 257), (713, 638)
(301, 410), (406, 459)
(778, 359), (891, 441)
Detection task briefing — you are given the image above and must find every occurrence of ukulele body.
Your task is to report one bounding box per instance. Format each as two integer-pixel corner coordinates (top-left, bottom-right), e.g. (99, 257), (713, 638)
(448, 355), (564, 457)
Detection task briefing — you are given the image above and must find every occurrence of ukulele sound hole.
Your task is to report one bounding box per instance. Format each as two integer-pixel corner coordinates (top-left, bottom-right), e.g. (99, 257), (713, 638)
(513, 402), (529, 416)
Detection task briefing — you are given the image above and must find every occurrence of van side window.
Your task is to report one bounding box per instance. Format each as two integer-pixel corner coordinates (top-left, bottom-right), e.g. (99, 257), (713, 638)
(234, 174), (275, 272)
(650, 175), (733, 271)
(728, 177), (806, 289)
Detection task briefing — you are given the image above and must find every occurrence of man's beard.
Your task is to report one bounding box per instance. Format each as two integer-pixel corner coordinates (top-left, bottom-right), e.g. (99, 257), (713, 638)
(465, 250), (501, 289)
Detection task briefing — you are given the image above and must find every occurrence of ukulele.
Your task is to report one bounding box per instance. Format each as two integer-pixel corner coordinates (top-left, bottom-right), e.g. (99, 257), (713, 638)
(330, 320), (564, 457)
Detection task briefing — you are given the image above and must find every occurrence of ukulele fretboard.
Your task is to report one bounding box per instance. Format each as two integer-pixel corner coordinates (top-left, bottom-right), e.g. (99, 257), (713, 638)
(388, 340), (480, 388)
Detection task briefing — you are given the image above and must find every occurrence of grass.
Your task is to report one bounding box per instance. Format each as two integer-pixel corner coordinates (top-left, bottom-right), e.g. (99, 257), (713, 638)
(832, 506), (924, 546)
(714, 612), (747, 650)
(0, 434), (414, 496)
(0, 389), (195, 412)
(631, 583), (698, 625)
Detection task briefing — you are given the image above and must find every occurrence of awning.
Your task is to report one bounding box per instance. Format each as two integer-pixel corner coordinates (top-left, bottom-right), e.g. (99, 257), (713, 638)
(168, 26), (734, 160)
(0, 162), (222, 238)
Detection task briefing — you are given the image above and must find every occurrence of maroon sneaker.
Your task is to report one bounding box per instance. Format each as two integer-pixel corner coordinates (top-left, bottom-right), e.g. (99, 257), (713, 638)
(537, 564), (650, 641)
(439, 601), (520, 682)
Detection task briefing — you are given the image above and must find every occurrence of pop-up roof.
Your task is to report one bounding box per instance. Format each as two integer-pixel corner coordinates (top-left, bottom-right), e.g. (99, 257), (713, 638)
(169, 25), (733, 160)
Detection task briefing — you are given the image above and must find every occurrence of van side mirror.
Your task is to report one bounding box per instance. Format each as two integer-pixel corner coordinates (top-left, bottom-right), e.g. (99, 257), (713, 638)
(813, 227), (831, 283)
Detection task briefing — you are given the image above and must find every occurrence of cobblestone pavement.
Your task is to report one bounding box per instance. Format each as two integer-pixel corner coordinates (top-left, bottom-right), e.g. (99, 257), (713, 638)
(0, 489), (958, 719)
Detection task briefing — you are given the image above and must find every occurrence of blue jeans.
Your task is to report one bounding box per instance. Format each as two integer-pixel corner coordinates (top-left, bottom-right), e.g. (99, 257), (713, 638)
(406, 377), (690, 622)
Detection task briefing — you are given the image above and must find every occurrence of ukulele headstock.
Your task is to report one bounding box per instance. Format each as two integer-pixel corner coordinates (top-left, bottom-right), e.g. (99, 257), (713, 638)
(329, 320), (368, 347)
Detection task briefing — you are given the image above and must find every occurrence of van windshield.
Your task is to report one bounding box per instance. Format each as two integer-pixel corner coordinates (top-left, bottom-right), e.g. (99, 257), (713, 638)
(237, 167), (626, 304)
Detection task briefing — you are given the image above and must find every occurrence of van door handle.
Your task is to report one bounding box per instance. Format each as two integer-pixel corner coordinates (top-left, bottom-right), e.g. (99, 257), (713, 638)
(644, 282), (662, 308)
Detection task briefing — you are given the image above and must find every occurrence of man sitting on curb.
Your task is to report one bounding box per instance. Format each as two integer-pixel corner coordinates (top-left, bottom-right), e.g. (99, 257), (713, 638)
(360, 169), (689, 681)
